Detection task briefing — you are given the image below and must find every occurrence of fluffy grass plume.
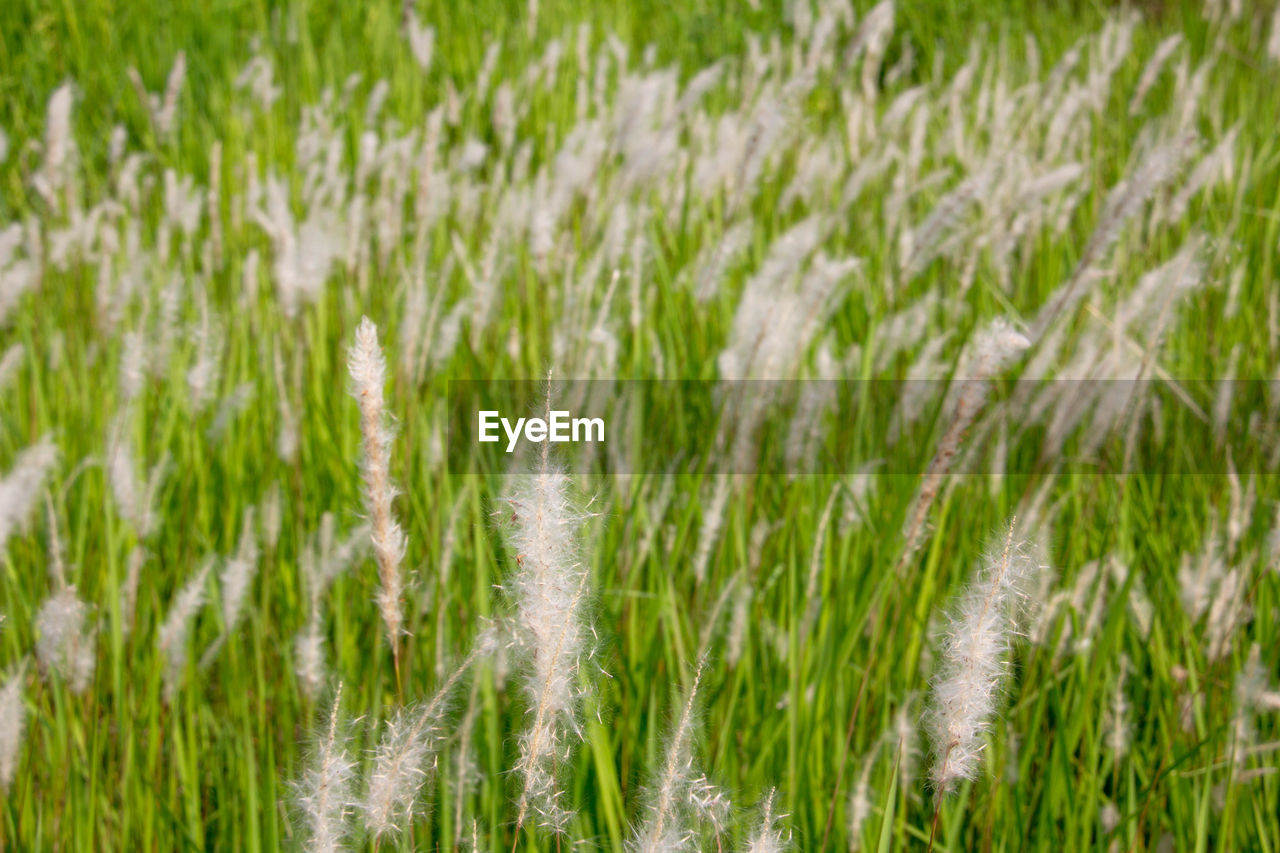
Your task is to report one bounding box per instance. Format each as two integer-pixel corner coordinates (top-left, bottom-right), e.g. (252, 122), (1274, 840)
(0, 437), (58, 553)
(629, 656), (727, 852)
(0, 663), (26, 792)
(348, 316), (407, 677)
(927, 521), (1040, 795)
(506, 392), (599, 836)
(293, 684), (357, 853)
(157, 560), (212, 701)
(362, 648), (482, 840)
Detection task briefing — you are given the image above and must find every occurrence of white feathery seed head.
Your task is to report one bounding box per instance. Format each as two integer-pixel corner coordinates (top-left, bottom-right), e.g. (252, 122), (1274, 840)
(38, 83), (75, 206)
(847, 752), (876, 852)
(121, 546), (146, 638)
(505, 406), (599, 835)
(0, 436), (59, 554)
(155, 51), (187, 138)
(35, 588), (96, 694)
(119, 330), (148, 402)
(158, 560), (212, 701)
(348, 317), (406, 654)
(745, 788), (791, 853)
(219, 506), (260, 631)
(362, 651), (479, 840)
(926, 522), (1041, 793)
(0, 664), (25, 793)
(45, 492), (66, 589)
(294, 684), (357, 853)
(294, 625), (327, 700)
(1232, 644), (1280, 759)
(629, 656), (714, 853)
(1105, 655), (1131, 758)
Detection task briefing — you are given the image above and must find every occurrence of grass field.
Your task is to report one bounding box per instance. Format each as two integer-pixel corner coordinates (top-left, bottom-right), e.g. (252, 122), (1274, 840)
(2, 0), (1280, 849)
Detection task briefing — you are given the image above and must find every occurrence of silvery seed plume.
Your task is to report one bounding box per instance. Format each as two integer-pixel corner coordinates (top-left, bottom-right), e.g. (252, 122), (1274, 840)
(120, 546), (146, 638)
(362, 649), (480, 840)
(35, 83), (74, 208)
(1105, 656), (1131, 758)
(1029, 132), (1193, 342)
(295, 519), (370, 699)
(261, 483), (282, 551)
(293, 684), (357, 853)
(1205, 566), (1246, 662)
(745, 788), (791, 853)
(847, 751), (876, 852)
(926, 522), (1040, 793)
(348, 317), (406, 662)
(35, 588), (96, 694)
(900, 319), (1028, 565)
(154, 51), (186, 139)
(629, 656), (721, 852)
(1232, 644), (1280, 763)
(219, 505), (259, 632)
(200, 507), (261, 669)
(45, 493), (66, 588)
(1129, 35), (1182, 115)
(294, 624), (327, 701)
(158, 559), (212, 701)
(507, 417), (598, 835)
(0, 436), (58, 554)
(106, 414), (167, 539)
(0, 664), (25, 793)
(0, 225), (40, 327)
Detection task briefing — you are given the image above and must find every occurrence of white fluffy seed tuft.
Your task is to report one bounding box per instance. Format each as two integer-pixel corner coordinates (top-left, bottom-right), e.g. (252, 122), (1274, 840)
(348, 317), (406, 662)
(926, 522), (1041, 792)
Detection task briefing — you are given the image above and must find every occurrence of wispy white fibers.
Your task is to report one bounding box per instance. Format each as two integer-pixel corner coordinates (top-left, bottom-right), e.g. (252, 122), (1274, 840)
(1129, 35), (1182, 115)
(120, 546), (146, 638)
(294, 684), (357, 853)
(200, 506), (261, 668)
(0, 224), (40, 327)
(219, 506), (259, 633)
(847, 752), (876, 851)
(1105, 656), (1131, 758)
(507, 397), (598, 835)
(1030, 133), (1193, 342)
(295, 518), (369, 699)
(0, 436), (58, 554)
(406, 16), (436, 71)
(0, 664), (25, 792)
(35, 83), (74, 208)
(154, 52), (186, 140)
(899, 319), (1028, 566)
(1232, 644), (1280, 765)
(157, 560), (212, 701)
(35, 588), (96, 694)
(745, 788), (791, 852)
(106, 413), (168, 540)
(629, 656), (727, 852)
(348, 317), (406, 669)
(362, 648), (483, 840)
(927, 522), (1040, 793)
